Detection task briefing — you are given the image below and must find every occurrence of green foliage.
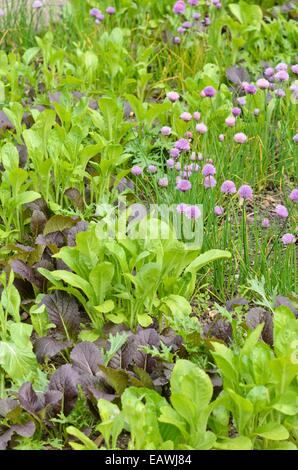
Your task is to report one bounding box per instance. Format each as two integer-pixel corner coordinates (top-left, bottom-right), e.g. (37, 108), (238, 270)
(97, 309), (298, 450)
(210, 306), (298, 449)
(39, 221), (230, 332)
(0, 322), (38, 382)
(97, 359), (251, 450)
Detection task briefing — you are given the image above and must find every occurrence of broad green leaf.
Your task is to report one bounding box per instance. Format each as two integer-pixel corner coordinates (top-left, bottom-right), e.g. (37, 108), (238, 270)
(161, 295), (192, 317)
(106, 312), (127, 324)
(94, 300), (115, 313)
(185, 249), (231, 274)
(15, 191), (41, 206)
(79, 330), (100, 342)
(97, 400), (123, 449)
(255, 423), (289, 441)
(23, 47), (39, 65)
(211, 342), (238, 387)
(0, 323), (38, 380)
(273, 306), (298, 357)
(240, 323), (264, 357)
(272, 390), (298, 416)
(227, 389), (253, 434)
(137, 313), (153, 327)
(67, 426), (98, 450)
(89, 262), (114, 304)
(135, 263), (161, 298)
(214, 436), (252, 450)
(50, 271), (93, 300)
(0, 143), (19, 171)
(159, 405), (188, 440)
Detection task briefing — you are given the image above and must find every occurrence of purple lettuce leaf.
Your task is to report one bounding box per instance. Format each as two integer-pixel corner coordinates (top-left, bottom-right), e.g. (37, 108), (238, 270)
(34, 337), (71, 363)
(48, 364), (79, 415)
(0, 398), (19, 418)
(41, 291), (81, 336)
(70, 342), (103, 376)
(18, 382), (45, 415)
(0, 422), (35, 450)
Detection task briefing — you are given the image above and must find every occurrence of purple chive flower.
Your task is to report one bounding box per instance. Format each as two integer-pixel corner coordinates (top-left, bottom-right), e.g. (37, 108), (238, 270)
(106, 6), (116, 14)
(175, 138), (190, 151)
(177, 26), (186, 34)
(188, 0), (199, 5)
(176, 203), (188, 214)
(254, 108), (260, 116)
(180, 112), (192, 122)
(182, 21), (192, 29)
(264, 67), (274, 77)
(185, 205), (201, 219)
(193, 111), (201, 121)
(290, 84), (298, 93)
(0, 8), (5, 16)
(275, 70), (289, 81)
(170, 148), (180, 159)
(173, 1), (186, 14)
(147, 165), (157, 173)
(225, 116), (236, 127)
(95, 17), (104, 23)
(244, 83), (257, 95)
(234, 132), (247, 144)
(32, 0), (43, 7)
(240, 81), (248, 90)
(276, 63), (288, 71)
(238, 184), (253, 200)
(293, 134), (298, 143)
(202, 86), (216, 97)
(237, 96), (246, 106)
(232, 107), (241, 117)
(262, 218), (270, 228)
(167, 91), (180, 102)
(196, 123), (208, 134)
(204, 176), (216, 189)
(282, 233), (296, 245)
(158, 177), (169, 187)
(289, 189), (298, 203)
(176, 179), (192, 191)
(202, 163), (216, 177)
(275, 88), (286, 98)
(219, 133), (225, 142)
(185, 131), (193, 139)
(161, 126), (172, 136)
(221, 180), (236, 194)
(173, 36), (181, 44)
(131, 165), (143, 176)
(167, 159), (175, 168)
(214, 205), (224, 216)
(275, 204), (288, 218)
(193, 12), (201, 19)
(90, 7), (101, 17)
(256, 78), (270, 89)
(175, 162), (181, 170)
(204, 16), (211, 26)
(292, 64), (298, 75)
